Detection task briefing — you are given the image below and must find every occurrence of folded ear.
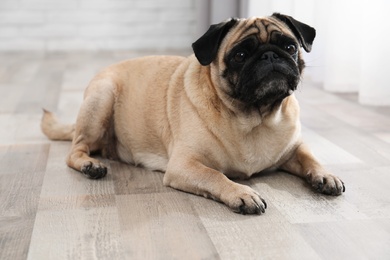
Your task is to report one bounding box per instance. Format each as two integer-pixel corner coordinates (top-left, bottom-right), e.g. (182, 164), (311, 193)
(272, 13), (316, 52)
(192, 18), (239, 66)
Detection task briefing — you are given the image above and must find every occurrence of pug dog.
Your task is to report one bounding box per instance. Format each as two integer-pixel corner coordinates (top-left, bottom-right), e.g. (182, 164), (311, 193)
(41, 13), (345, 215)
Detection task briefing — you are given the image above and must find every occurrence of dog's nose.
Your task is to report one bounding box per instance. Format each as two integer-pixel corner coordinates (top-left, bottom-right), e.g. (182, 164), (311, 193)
(261, 51), (279, 63)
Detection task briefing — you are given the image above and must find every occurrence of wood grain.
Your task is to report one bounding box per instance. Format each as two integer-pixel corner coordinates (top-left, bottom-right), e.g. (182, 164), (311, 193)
(116, 193), (219, 259)
(0, 144), (49, 260)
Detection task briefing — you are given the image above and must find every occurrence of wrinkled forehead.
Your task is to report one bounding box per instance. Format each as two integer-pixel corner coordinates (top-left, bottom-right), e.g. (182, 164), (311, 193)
(223, 17), (295, 51)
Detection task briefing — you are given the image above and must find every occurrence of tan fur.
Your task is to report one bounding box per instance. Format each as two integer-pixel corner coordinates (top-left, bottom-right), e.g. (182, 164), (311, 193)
(41, 17), (344, 214)
(41, 109), (74, 141)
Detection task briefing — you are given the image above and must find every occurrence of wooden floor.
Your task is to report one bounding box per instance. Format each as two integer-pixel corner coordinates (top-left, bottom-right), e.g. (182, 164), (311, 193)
(1, 51), (390, 260)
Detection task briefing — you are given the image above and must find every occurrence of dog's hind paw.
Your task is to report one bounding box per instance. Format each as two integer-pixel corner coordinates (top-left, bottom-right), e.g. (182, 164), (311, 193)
(81, 161), (107, 179)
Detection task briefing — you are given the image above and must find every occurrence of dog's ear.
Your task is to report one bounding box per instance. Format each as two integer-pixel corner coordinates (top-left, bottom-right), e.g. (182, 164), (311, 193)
(192, 18), (239, 66)
(272, 13), (316, 52)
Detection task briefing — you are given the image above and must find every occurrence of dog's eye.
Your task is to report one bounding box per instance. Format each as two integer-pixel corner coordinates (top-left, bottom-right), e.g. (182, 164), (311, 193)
(234, 52), (246, 63)
(285, 44), (297, 55)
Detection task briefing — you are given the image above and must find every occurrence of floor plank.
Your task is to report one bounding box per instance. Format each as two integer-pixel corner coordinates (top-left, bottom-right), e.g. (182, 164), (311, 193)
(28, 207), (123, 259)
(0, 144), (49, 260)
(297, 219), (390, 259)
(116, 193), (219, 259)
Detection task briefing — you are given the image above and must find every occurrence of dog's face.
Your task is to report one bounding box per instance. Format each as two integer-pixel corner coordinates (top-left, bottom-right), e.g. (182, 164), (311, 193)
(192, 13), (316, 110)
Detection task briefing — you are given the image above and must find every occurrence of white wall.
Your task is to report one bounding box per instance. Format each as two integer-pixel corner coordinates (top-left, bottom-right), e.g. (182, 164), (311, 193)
(358, 0), (390, 106)
(0, 0), (196, 51)
(194, 0), (245, 39)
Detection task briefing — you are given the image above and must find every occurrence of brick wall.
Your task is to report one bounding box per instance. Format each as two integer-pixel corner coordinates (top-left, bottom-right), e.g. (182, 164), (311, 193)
(0, 0), (196, 51)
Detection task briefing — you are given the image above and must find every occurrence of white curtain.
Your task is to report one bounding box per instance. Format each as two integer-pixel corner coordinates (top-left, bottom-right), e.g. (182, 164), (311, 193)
(246, 0), (390, 106)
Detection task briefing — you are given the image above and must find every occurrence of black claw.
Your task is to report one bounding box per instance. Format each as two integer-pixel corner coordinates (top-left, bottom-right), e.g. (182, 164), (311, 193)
(239, 199), (247, 215)
(85, 163), (92, 172)
(252, 199), (261, 214)
(342, 182), (346, 192)
(254, 205), (261, 214)
(316, 182), (324, 192)
(261, 198), (267, 209)
(81, 165), (90, 177)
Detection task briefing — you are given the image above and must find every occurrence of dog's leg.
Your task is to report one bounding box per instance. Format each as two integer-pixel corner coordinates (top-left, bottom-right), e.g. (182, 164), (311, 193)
(280, 143), (345, 195)
(164, 157), (267, 215)
(66, 80), (116, 179)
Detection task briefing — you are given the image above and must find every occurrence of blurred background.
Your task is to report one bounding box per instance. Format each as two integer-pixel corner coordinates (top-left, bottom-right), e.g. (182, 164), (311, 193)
(0, 0), (389, 106)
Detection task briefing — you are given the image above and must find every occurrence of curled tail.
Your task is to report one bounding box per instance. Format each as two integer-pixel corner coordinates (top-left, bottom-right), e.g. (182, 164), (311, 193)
(41, 109), (75, 141)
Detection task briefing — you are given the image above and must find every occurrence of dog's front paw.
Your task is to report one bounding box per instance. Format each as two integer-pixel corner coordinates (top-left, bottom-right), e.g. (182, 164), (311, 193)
(223, 184), (267, 215)
(81, 161), (107, 179)
(308, 172), (345, 195)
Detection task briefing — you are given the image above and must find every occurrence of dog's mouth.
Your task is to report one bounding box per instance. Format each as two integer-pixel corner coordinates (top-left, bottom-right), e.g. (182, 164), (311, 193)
(233, 63), (299, 108)
(255, 73), (296, 105)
